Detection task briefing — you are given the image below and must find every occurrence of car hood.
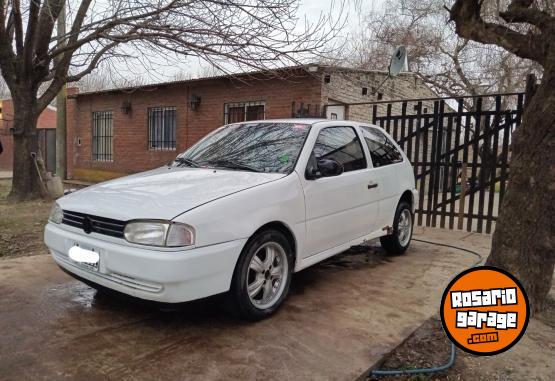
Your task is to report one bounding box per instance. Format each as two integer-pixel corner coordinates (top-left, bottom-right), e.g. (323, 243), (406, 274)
(59, 167), (285, 221)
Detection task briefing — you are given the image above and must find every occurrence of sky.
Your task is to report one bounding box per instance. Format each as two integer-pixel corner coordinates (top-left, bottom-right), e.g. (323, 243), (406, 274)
(99, 0), (386, 84)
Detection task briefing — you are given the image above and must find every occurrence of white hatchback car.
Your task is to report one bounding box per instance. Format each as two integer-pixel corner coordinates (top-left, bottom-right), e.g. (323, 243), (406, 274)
(45, 119), (417, 319)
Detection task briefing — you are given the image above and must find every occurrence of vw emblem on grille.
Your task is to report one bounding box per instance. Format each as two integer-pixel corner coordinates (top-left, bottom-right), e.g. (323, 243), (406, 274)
(82, 216), (93, 234)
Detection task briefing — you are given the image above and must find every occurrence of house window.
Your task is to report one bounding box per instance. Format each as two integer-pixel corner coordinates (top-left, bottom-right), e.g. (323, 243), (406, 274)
(148, 107), (176, 150)
(92, 111), (113, 162)
(224, 101), (265, 124)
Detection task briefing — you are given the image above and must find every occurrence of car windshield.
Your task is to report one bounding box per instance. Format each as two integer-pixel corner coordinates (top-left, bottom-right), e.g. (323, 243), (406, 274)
(175, 122), (311, 173)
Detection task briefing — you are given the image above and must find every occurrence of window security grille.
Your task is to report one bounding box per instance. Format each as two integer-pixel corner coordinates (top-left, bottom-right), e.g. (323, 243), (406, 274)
(149, 107), (176, 150)
(92, 111), (113, 161)
(224, 101), (265, 124)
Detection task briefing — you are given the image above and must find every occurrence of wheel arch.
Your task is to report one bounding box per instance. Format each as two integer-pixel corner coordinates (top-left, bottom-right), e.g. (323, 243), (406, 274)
(399, 189), (415, 212)
(246, 221), (297, 267)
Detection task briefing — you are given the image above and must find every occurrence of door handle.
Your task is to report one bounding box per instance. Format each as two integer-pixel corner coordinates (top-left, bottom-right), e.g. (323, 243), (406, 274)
(367, 181), (378, 189)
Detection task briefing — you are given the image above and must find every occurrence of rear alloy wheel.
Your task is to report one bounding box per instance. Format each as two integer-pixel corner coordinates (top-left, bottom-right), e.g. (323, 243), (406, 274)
(229, 230), (293, 320)
(380, 201), (413, 255)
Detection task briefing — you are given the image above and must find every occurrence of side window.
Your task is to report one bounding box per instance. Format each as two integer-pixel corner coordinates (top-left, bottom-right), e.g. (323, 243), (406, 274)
(312, 126), (367, 172)
(361, 126), (403, 167)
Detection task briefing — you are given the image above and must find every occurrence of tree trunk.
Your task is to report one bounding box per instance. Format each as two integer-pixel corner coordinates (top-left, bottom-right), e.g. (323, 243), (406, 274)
(486, 68), (555, 314)
(8, 94), (43, 201)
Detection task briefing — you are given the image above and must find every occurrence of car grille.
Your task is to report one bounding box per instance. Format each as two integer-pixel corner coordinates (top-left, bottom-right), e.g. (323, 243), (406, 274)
(62, 210), (126, 238)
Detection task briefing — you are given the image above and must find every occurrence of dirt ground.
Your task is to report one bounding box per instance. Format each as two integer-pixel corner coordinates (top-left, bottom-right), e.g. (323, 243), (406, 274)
(1, 184), (553, 380)
(0, 179), (52, 258)
(0, 227), (490, 381)
(364, 302), (555, 381)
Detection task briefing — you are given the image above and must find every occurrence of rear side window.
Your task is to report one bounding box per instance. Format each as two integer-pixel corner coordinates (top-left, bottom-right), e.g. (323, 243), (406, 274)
(361, 126), (403, 167)
(312, 126), (367, 172)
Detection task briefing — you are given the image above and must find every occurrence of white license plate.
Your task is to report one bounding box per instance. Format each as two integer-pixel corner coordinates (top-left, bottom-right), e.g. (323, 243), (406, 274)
(69, 244), (100, 271)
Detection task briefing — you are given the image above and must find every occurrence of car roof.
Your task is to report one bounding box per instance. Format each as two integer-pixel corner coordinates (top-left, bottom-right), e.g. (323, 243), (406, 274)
(240, 118), (328, 125)
(228, 119), (382, 128)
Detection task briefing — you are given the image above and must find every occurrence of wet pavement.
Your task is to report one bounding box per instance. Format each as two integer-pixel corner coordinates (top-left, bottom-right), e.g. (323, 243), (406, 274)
(0, 228), (490, 380)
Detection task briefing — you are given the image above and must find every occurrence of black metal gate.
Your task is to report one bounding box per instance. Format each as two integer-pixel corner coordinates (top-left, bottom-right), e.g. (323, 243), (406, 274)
(371, 93), (524, 233)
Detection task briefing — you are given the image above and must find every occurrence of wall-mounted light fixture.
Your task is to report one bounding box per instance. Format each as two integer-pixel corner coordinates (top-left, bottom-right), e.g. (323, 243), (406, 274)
(121, 101), (132, 114)
(188, 94), (201, 111)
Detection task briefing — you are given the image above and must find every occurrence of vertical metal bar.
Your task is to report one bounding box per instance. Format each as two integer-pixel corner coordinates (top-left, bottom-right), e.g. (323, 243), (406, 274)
(440, 109), (453, 229)
(413, 104), (421, 182)
(459, 110), (472, 230)
(458, 163), (468, 230)
(486, 96), (502, 233)
(372, 105), (377, 124)
(103, 112), (107, 161)
(399, 102), (407, 150)
(467, 97), (483, 232)
(110, 112), (114, 161)
(418, 103), (427, 226)
(477, 112), (490, 233)
(149, 108), (152, 149)
(431, 101), (444, 227)
(385, 104), (392, 135)
(449, 99), (464, 230)
(92, 113), (95, 161)
(426, 101), (440, 227)
(172, 108), (176, 149)
(100, 112), (104, 161)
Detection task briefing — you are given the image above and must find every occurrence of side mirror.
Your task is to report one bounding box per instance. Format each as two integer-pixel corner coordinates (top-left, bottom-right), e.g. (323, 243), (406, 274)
(305, 155), (344, 179)
(318, 158), (344, 177)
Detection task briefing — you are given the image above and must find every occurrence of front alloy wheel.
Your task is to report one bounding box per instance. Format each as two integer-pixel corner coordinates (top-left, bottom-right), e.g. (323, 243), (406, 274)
(380, 200), (413, 255)
(247, 242), (288, 310)
(229, 229), (293, 320)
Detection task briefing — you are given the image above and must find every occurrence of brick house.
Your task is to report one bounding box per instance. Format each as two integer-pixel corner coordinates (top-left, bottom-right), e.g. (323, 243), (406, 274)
(0, 99), (57, 172)
(66, 65), (441, 182)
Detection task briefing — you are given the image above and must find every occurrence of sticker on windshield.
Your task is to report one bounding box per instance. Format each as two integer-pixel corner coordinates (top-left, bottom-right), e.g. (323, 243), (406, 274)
(278, 154), (290, 164)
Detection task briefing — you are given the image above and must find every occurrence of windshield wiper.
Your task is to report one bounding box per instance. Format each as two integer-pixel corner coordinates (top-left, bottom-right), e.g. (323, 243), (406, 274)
(174, 157), (200, 167)
(205, 159), (262, 173)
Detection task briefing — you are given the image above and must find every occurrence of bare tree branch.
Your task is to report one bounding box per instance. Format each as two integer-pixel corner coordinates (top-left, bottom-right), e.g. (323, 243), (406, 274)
(449, 0), (548, 65)
(500, 0), (554, 29)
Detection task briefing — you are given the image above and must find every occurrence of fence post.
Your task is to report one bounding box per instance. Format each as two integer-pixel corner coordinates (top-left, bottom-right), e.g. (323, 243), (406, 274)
(458, 163), (467, 230)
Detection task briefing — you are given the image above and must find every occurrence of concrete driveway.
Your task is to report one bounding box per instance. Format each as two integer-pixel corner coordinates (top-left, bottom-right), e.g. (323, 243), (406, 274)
(0, 228), (490, 381)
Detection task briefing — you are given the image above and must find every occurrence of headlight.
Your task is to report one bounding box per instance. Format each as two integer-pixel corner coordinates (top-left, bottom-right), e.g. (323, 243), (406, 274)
(124, 220), (195, 247)
(49, 203), (63, 224)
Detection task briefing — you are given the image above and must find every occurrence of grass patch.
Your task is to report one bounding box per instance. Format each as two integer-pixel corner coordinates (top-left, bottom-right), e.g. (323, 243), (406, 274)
(0, 179), (52, 259)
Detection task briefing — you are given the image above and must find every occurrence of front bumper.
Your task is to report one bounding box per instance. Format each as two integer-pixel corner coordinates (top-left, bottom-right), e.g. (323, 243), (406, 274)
(45, 223), (246, 303)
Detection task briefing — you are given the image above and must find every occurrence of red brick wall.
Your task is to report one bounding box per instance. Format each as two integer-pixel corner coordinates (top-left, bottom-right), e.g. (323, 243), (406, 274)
(0, 99), (57, 171)
(67, 74), (322, 181)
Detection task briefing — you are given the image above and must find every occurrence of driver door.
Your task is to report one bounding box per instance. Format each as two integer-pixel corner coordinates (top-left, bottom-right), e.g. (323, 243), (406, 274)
(301, 126), (379, 257)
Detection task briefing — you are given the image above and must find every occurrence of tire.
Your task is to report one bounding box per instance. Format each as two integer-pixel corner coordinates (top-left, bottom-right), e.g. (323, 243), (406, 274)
(380, 201), (413, 256)
(228, 229), (293, 320)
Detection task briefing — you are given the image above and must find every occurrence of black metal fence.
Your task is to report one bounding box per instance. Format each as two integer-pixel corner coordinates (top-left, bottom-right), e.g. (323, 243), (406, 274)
(371, 93), (524, 233)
